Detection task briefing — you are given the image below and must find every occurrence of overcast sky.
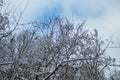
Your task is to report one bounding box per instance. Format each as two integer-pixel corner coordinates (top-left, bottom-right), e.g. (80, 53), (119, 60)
(10, 0), (120, 61)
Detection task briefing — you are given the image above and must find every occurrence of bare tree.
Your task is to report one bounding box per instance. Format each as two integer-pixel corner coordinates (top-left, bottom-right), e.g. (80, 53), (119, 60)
(0, 1), (117, 80)
(0, 0), (30, 79)
(31, 17), (114, 80)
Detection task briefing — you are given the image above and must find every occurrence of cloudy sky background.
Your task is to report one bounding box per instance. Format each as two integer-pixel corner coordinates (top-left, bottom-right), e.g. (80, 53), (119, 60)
(9, 0), (120, 62)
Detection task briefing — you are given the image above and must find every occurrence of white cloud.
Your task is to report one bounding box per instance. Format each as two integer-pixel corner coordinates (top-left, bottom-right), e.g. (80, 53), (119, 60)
(8, 0), (53, 22)
(85, 0), (120, 49)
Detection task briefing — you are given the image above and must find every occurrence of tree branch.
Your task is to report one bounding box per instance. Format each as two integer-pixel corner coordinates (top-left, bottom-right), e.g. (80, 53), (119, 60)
(0, 62), (13, 65)
(44, 58), (92, 80)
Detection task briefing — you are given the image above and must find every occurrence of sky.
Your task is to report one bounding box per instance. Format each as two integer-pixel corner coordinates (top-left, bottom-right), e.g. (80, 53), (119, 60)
(9, 0), (120, 62)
